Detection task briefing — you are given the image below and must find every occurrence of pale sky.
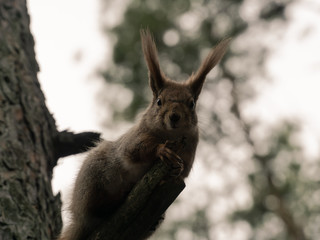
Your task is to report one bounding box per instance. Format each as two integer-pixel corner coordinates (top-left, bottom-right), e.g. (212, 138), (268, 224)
(248, 0), (320, 159)
(27, 0), (320, 237)
(27, 0), (108, 216)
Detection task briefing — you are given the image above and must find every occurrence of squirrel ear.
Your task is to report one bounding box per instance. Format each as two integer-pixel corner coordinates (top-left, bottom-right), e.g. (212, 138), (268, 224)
(140, 29), (165, 96)
(188, 38), (231, 100)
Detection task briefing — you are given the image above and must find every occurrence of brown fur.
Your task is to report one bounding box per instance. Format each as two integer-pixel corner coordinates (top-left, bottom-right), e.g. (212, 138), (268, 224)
(58, 29), (229, 240)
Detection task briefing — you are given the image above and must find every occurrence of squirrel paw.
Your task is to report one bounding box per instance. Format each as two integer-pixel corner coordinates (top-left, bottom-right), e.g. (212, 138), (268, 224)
(157, 141), (184, 177)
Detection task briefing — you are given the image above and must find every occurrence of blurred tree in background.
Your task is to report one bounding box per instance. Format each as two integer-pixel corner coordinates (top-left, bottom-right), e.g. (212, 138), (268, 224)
(99, 0), (320, 239)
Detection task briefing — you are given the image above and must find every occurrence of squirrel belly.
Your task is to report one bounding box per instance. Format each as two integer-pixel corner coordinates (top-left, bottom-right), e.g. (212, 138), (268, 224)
(61, 119), (199, 240)
(70, 118), (199, 220)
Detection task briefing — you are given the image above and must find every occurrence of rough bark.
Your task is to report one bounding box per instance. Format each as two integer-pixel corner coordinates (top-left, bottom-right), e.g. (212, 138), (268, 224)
(0, 1), (185, 239)
(0, 1), (98, 239)
(0, 0), (62, 239)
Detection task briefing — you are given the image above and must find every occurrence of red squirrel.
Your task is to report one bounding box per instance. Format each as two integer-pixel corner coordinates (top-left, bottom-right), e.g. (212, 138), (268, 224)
(59, 29), (229, 240)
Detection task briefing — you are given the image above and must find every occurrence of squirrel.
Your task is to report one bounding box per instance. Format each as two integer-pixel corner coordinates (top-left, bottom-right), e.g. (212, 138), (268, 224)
(58, 29), (230, 240)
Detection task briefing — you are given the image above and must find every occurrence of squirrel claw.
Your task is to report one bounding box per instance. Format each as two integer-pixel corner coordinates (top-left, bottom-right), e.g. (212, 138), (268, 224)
(157, 142), (184, 177)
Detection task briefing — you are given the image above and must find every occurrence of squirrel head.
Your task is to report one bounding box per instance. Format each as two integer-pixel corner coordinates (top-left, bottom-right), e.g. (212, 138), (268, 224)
(140, 29), (230, 134)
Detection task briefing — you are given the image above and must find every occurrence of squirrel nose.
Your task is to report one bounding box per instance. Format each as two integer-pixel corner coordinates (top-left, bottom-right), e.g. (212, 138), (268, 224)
(169, 113), (181, 123)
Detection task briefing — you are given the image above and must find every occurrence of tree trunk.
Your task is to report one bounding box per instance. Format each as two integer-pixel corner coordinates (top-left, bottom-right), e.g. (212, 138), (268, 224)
(0, 1), (101, 239)
(0, 0), (63, 239)
(0, 1), (185, 239)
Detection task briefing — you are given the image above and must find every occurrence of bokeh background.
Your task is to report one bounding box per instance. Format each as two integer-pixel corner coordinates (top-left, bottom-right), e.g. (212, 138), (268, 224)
(28, 0), (320, 239)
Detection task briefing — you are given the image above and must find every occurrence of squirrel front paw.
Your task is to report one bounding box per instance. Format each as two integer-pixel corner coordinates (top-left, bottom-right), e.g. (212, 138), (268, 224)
(157, 141), (184, 177)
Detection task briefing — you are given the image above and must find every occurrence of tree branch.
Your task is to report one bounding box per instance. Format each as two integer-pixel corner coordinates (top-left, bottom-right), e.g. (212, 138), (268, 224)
(89, 161), (186, 240)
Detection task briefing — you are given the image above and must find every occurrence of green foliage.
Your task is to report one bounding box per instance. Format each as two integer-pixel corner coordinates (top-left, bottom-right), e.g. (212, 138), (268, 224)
(233, 122), (320, 239)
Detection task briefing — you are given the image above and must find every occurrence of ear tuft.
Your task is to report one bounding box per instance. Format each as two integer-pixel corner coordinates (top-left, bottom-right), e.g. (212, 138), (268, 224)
(140, 29), (165, 96)
(188, 38), (231, 99)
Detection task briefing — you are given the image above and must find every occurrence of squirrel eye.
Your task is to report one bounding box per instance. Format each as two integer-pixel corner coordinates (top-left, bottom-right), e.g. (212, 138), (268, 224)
(189, 99), (195, 110)
(156, 98), (162, 106)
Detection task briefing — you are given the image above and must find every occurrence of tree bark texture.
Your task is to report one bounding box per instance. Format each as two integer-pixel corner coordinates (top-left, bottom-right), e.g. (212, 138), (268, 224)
(0, 1), (185, 239)
(0, 0), (62, 239)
